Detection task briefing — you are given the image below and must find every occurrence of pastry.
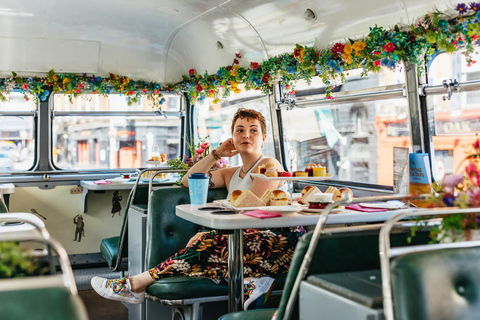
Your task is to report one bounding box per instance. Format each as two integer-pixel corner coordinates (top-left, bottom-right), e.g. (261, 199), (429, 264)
(264, 163), (278, 177)
(339, 187), (353, 200)
(230, 189), (243, 202)
(269, 190), (288, 206)
(294, 171), (308, 177)
(307, 193), (333, 209)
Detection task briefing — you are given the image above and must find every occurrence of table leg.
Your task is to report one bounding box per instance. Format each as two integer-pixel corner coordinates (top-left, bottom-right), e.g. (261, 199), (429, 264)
(228, 229), (243, 312)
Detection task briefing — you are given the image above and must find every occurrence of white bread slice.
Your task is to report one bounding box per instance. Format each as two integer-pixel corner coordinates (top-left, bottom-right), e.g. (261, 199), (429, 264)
(298, 186), (321, 204)
(325, 187), (341, 201)
(231, 189), (266, 208)
(260, 189), (273, 205)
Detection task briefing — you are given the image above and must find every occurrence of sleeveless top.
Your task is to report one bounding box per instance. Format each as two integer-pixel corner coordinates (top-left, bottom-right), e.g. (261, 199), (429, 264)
(227, 155), (289, 197)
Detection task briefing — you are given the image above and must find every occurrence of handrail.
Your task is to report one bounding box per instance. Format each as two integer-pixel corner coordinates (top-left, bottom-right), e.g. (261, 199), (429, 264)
(379, 206), (480, 320)
(0, 213), (78, 295)
(283, 193), (429, 320)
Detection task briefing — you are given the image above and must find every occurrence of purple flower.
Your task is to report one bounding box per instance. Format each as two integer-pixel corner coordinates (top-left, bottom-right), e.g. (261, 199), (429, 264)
(442, 174), (464, 193)
(471, 2), (480, 11)
(456, 3), (468, 14)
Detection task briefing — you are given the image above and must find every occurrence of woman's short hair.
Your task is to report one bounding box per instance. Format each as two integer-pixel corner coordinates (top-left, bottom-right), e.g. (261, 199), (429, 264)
(231, 108), (266, 135)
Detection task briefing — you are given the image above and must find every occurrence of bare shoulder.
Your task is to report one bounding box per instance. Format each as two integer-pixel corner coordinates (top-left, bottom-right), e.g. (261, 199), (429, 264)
(217, 166), (239, 178)
(257, 157), (283, 170)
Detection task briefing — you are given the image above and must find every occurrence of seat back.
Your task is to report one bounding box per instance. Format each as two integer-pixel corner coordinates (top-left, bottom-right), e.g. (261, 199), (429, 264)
(145, 186), (228, 269)
(0, 213), (89, 320)
(380, 207), (480, 320)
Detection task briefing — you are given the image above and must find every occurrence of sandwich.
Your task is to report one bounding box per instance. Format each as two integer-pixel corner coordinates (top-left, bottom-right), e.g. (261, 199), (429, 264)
(269, 190), (288, 206)
(325, 186), (341, 201)
(230, 189), (243, 203)
(260, 189), (274, 205)
(298, 186), (321, 204)
(231, 189), (266, 208)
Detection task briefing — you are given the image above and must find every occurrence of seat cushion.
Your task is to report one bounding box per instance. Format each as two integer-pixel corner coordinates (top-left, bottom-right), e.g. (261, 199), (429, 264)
(100, 236), (119, 268)
(218, 308), (276, 320)
(147, 274), (287, 300)
(0, 287), (87, 320)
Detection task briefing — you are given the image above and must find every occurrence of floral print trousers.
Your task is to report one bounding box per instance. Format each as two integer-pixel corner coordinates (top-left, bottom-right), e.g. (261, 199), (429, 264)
(148, 226), (306, 283)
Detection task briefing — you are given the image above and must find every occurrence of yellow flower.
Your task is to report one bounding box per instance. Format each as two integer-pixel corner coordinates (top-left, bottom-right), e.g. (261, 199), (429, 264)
(352, 41), (366, 56)
(344, 43), (353, 55)
(344, 53), (353, 64)
(230, 69), (238, 76)
(234, 65), (240, 70)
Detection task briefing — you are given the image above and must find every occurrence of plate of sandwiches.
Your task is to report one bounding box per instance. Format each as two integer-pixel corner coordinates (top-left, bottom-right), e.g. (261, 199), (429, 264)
(214, 189), (302, 212)
(250, 173), (334, 181)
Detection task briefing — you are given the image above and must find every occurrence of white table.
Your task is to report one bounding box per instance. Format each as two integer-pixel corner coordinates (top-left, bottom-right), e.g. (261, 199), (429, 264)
(176, 204), (410, 313)
(80, 176), (177, 213)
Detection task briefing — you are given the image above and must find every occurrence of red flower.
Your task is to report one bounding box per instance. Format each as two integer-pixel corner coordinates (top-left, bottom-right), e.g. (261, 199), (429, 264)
(189, 69), (195, 75)
(153, 89), (160, 94)
(201, 142), (209, 149)
(75, 89), (81, 93)
(331, 43), (344, 57)
(128, 91), (135, 95)
(233, 59), (239, 65)
(473, 138), (480, 150)
(293, 48), (302, 58)
(383, 42), (395, 53)
(373, 51), (381, 55)
(374, 60), (381, 67)
(92, 90), (98, 94)
(78, 83), (83, 89)
(208, 90), (215, 94)
(316, 51), (320, 57)
(235, 53), (242, 59)
(196, 85), (203, 92)
(472, 34), (479, 41)
(226, 66), (232, 71)
(251, 62), (259, 69)
(22, 83), (28, 90)
(263, 74), (271, 82)
(142, 89), (148, 93)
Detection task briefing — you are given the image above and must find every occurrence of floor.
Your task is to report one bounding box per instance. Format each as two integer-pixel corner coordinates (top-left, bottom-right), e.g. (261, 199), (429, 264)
(79, 290), (128, 320)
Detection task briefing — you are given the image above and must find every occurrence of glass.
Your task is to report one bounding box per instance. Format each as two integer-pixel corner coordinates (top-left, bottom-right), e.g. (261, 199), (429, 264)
(52, 94), (182, 170)
(0, 92), (36, 172)
(196, 87), (272, 168)
(282, 98), (409, 186)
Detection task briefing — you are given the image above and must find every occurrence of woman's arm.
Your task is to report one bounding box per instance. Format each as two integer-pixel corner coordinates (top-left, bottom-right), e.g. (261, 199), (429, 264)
(181, 138), (238, 188)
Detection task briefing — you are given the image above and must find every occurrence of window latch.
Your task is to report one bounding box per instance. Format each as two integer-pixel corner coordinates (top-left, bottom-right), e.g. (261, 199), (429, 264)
(281, 91), (296, 110)
(442, 79), (458, 101)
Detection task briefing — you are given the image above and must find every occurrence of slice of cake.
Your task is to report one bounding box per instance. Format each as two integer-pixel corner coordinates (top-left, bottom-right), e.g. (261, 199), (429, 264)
(231, 189), (266, 208)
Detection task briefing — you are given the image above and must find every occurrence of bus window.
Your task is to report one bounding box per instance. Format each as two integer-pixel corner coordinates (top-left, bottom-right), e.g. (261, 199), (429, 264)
(52, 93), (182, 170)
(281, 66), (408, 186)
(427, 50), (480, 179)
(196, 87), (273, 168)
(0, 92), (36, 172)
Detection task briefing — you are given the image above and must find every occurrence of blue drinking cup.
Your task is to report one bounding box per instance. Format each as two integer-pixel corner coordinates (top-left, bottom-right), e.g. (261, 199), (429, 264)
(188, 173), (210, 206)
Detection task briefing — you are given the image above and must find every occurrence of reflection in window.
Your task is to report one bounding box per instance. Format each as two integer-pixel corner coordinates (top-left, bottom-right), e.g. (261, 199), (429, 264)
(282, 98), (409, 186)
(0, 93), (36, 172)
(196, 90), (272, 168)
(52, 94), (182, 170)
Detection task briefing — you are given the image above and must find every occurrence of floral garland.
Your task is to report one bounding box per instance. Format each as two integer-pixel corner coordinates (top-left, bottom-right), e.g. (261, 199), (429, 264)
(180, 2), (480, 101)
(1, 2), (480, 104)
(0, 69), (169, 105)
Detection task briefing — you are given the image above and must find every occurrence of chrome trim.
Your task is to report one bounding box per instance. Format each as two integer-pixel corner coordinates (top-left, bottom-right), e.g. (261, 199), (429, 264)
(277, 86), (404, 108)
(424, 79), (480, 95)
(404, 60), (425, 153)
(52, 110), (183, 117)
(0, 111), (37, 116)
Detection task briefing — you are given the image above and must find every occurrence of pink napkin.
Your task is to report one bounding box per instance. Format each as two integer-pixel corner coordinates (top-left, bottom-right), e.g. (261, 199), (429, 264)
(93, 179), (111, 185)
(241, 210), (282, 219)
(345, 204), (387, 212)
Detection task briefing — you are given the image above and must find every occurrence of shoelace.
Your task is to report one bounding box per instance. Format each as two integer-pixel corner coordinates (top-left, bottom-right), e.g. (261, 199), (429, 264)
(106, 274), (129, 293)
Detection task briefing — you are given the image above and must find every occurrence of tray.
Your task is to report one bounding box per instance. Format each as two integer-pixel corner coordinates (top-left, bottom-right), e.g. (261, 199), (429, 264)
(250, 173), (334, 181)
(300, 206), (345, 214)
(214, 199), (302, 212)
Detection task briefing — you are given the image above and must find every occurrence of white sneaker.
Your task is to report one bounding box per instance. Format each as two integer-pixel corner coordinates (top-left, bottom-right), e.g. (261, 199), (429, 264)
(244, 276), (275, 310)
(91, 275), (145, 304)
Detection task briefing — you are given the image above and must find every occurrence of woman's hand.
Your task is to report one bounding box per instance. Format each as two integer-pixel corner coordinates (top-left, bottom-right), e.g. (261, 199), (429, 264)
(186, 232), (207, 247)
(215, 138), (239, 158)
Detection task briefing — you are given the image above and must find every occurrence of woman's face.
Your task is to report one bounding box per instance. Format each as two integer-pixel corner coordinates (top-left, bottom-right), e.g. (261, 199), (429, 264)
(232, 117), (266, 154)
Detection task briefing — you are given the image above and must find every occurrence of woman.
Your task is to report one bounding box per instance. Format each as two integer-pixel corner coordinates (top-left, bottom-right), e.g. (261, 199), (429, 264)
(91, 108), (304, 305)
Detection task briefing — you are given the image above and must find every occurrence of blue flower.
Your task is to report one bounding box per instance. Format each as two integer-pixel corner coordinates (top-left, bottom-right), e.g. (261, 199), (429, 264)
(159, 98), (165, 104)
(214, 80), (220, 86)
(287, 66), (297, 74)
(96, 76), (102, 82)
(438, 20), (448, 31)
(328, 60), (337, 68)
(476, 11), (480, 21)
(216, 70), (223, 76)
(334, 66), (343, 73)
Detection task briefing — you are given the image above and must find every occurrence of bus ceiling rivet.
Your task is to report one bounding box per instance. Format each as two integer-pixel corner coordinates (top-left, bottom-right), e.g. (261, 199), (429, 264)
(216, 41), (224, 50)
(304, 8), (316, 21)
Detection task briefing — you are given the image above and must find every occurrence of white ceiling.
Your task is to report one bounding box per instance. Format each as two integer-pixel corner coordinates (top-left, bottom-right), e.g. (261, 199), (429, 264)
(0, 0), (452, 83)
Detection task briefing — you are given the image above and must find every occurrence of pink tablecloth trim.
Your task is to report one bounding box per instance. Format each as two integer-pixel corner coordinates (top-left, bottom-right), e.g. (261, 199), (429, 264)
(345, 203), (387, 212)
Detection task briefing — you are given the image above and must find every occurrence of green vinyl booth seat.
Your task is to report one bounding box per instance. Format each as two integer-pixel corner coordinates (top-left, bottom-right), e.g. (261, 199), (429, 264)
(0, 286), (88, 320)
(219, 229), (431, 320)
(391, 245), (480, 320)
(144, 186), (286, 301)
(100, 185), (149, 271)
